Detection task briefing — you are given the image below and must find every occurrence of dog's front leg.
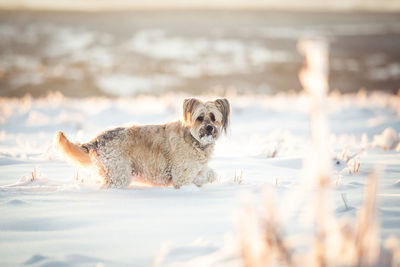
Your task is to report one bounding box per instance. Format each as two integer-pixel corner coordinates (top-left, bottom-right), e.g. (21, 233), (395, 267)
(171, 166), (217, 189)
(171, 175), (190, 189)
(193, 166), (217, 187)
(171, 167), (193, 189)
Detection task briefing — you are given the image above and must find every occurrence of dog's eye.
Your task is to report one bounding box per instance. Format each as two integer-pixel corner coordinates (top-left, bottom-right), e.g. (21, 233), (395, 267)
(210, 113), (215, 122)
(197, 116), (204, 122)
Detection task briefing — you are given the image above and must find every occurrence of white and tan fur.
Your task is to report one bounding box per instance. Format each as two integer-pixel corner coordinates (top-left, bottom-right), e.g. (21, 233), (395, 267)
(55, 98), (230, 189)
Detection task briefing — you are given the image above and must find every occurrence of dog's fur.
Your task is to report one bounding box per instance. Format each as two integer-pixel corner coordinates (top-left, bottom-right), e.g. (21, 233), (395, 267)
(55, 98), (230, 189)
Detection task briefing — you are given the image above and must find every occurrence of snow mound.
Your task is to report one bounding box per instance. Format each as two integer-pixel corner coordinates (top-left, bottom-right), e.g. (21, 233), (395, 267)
(373, 127), (399, 150)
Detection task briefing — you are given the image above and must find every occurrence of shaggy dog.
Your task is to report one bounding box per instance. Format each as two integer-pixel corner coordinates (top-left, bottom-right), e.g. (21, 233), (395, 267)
(55, 98), (230, 188)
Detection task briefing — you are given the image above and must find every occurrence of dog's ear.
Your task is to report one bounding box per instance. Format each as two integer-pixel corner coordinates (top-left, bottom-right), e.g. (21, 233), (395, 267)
(215, 98), (230, 133)
(183, 98), (201, 124)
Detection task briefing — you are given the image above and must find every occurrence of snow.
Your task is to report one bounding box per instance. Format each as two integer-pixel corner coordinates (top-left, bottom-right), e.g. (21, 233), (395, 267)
(373, 127), (399, 150)
(0, 91), (400, 266)
(125, 29), (289, 78)
(95, 74), (182, 97)
(200, 135), (215, 145)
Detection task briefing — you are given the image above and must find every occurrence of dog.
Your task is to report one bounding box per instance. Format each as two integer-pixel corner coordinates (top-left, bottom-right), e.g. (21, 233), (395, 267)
(55, 98), (230, 189)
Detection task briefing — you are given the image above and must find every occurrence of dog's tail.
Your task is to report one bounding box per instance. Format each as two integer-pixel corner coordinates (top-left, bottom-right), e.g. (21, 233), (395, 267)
(55, 131), (92, 167)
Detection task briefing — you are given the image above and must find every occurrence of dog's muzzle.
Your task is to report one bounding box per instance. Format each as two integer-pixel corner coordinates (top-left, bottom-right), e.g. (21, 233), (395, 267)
(200, 124), (217, 138)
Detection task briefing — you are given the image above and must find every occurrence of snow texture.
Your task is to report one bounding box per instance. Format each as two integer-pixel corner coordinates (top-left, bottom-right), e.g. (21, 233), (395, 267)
(0, 91), (400, 266)
(200, 135), (215, 145)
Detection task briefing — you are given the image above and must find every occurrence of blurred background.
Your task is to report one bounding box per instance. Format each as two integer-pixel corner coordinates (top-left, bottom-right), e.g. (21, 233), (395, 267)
(0, 0), (399, 98)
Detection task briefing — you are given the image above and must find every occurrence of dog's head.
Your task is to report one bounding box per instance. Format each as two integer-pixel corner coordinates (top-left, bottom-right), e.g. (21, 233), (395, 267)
(183, 98), (230, 145)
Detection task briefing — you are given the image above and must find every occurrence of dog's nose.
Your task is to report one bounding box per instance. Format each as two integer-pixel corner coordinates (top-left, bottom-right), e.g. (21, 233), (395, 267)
(206, 125), (213, 133)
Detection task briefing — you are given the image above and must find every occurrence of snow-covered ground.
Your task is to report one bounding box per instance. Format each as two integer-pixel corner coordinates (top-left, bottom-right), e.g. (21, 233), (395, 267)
(2, 10), (400, 98)
(0, 91), (400, 266)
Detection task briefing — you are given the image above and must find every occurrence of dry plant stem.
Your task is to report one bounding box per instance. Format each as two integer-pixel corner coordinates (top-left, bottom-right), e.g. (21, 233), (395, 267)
(298, 38), (332, 267)
(314, 176), (329, 267)
(355, 172), (379, 267)
(240, 197), (294, 267)
(263, 222), (293, 267)
(234, 169), (244, 184)
(346, 147), (365, 163)
(263, 195), (293, 267)
(240, 202), (265, 267)
(341, 193), (349, 210)
(31, 166), (38, 181)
